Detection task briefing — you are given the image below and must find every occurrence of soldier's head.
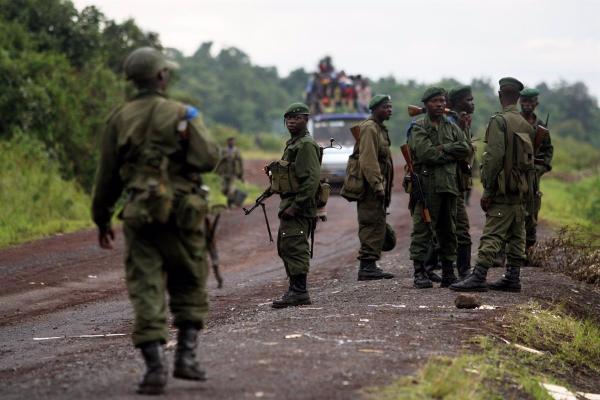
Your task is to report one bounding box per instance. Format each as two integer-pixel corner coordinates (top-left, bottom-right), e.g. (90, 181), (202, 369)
(226, 137), (236, 148)
(369, 94), (392, 121)
(519, 88), (539, 116)
(448, 86), (474, 114)
(124, 47), (179, 91)
(498, 77), (524, 107)
(284, 103), (310, 135)
(421, 87), (447, 118)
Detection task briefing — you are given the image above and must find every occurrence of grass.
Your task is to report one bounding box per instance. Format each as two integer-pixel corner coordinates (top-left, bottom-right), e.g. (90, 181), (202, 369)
(366, 303), (600, 400)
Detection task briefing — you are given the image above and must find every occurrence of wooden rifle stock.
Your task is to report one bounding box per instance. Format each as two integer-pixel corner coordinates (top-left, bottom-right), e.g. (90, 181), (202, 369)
(534, 125), (549, 151)
(400, 144), (432, 224)
(407, 105), (451, 117)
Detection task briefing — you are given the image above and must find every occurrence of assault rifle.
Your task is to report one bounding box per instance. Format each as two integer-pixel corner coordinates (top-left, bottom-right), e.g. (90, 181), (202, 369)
(533, 113), (550, 153)
(407, 104), (451, 117)
(243, 188), (274, 242)
(400, 143), (439, 249)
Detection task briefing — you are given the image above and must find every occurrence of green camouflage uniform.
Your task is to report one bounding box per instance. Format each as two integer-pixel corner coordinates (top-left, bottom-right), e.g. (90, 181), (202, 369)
(408, 114), (470, 263)
(475, 105), (535, 269)
(523, 113), (553, 247)
(356, 118), (394, 261)
(92, 90), (219, 346)
(215, 146), (243, 198)
(277, 130), (321, 276)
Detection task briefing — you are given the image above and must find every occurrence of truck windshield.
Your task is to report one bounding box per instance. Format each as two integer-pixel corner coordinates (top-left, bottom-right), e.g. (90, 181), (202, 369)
(313, 120), (357, 147)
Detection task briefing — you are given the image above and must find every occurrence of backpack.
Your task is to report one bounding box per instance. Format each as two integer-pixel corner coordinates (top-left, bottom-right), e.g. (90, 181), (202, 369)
(495, 115), (535, 196)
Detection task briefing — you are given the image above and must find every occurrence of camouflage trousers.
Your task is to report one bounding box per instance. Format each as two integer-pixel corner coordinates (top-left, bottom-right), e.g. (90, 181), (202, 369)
(357, 189), (386, 261)
(476, 201), (526, 270)
(410, 192), (457, 263)
(277, 216), (313, 276)
(123, 222), (209, 347)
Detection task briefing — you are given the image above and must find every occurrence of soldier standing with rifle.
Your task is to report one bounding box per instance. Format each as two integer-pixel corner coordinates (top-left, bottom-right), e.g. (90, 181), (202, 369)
(520, 88), (553, 255)
(92, 47), (220, 395)
(407, 87), (470, 288)
(451, 77), (534, 293)
(270, 103), (321, 308)
(215, 136), (244, 207)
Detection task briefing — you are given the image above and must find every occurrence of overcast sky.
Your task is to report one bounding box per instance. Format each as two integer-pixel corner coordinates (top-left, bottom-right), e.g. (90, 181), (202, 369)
(73, 0), (600, 100)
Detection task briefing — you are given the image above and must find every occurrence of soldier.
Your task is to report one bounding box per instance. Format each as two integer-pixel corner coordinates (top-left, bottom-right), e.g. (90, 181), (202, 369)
(447, 86), (476, 279)
(450, 77), (534, 292)
(408, 88), (470, 288)
(520, 88), (553, 254)
(215, 136), (244, 207)
(271, 102), (321, 308)
(92, 47), (220, 395)
(354, 94), (395, 281)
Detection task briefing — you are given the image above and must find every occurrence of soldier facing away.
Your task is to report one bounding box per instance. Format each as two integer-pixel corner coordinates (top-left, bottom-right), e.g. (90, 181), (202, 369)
(519, 88), (553, 253)
(451, 77), (534, 293)
(408, 87), (470, 288)
(91, 47), (220, 394)
(270, 102), (321, 308)
(215, 136), (244, 207)
(354, 94), (395, 281)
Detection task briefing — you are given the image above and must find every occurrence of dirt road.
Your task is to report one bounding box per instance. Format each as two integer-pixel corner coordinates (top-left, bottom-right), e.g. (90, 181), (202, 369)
(1, 160), (599, 399)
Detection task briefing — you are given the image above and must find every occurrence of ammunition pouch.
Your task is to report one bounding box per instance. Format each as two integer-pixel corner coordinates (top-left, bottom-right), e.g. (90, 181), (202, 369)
(340, 154), (364, 202)
(175, 192), (208, 232)
(402, 165), (413, 194)
(268, 160), (299, 195)
(317, 182), (331, 208)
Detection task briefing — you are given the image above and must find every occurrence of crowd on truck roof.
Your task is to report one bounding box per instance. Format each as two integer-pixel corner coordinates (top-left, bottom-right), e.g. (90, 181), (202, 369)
(304, 56), (372, 115)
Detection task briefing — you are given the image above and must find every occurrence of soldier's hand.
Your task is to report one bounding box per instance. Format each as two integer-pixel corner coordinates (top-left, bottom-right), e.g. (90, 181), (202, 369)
(98, 226), (115, 250)
(281, 207), (298, 220)
(480, 197), (492, 212)
(375, 190), (386, 202)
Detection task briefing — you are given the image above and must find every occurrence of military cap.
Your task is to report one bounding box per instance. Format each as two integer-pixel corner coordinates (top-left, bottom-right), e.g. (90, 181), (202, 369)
(520, 88), (540, 98)
(448, 85), (472, 103)
(498, 77), (524, 91)
(283, 102), (310, 117)
(368, 94), (392, 110)
(421, 87), (446, 103)
(382, 223), (396, 252)
(124, 47), (179, 81)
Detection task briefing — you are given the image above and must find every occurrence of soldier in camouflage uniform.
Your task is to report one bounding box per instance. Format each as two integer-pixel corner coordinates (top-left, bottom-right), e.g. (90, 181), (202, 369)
(520, 88), (553, 252)
(92, 47), (220, 395)
(451, 77), (534, 292)
(408, 87), (470, 288)
(354, 94), (395, 281)
(215, 136), (244, 207)
(271, 102), (321, 308)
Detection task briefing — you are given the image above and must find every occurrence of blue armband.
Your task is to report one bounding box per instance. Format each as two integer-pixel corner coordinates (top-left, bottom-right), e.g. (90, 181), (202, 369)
(184, 105), (200, 121)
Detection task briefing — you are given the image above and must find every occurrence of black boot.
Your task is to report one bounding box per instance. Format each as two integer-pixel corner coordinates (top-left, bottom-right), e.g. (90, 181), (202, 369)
(413, 261), (433, 289)
(440, 260), (458, 288)
(489, 265), (521, 292)
(424, 263), (442, 283)
(456, 245), (472, 280)
(173, 325), (206, 381)
(138, 341), (168, 395)
(449, 265), (488, 292)
(272, 274), (311, 308)
(357, 260), (394, 281)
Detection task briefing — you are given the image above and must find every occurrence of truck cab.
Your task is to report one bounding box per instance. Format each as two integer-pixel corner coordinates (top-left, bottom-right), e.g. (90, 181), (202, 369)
(308, 112), (369, 190)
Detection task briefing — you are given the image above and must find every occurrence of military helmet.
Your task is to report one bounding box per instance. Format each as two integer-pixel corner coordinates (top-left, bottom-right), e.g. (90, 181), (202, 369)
(124, 47), (179, 81)
(382, 223), (396, 252)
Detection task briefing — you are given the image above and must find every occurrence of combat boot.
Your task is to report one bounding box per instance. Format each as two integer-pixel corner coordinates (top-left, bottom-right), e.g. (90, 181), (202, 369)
(173, 325), (206, 381)
(413, 261), (433, 289)
(489, 265), (521, 292)
(138, 341), (168, 395)
(424, 263), (442, 283)
(272, 274), (311, 308)
(357, 260), (394, 281)
(440, 260), (458, 288)
(449, 265), (488, 292)
(456, 245), (472, 280)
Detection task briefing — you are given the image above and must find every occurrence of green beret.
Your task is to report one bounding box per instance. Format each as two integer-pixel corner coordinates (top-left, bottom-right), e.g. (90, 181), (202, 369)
(284, 102), (310, 117)
(421, 87), (446, 103)
(124, 47), (179, 81)
(498, 77), (524, 91)
(382, 223), (396, 252)
(448, 85), (472, 103)
(368, 94), (392, 110)
(520, 88), (540, 98)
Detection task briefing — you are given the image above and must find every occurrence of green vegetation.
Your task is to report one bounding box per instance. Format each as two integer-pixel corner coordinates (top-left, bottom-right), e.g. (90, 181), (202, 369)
(0, 135), (91, 247)
(366, 304), (600, 400)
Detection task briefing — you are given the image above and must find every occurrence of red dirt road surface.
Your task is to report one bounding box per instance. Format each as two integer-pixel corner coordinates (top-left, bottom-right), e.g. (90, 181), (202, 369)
(1, 159), (599, 399)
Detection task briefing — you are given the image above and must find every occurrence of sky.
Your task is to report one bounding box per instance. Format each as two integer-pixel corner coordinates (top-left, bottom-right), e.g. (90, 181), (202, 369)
(73, 0), (600, 99)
